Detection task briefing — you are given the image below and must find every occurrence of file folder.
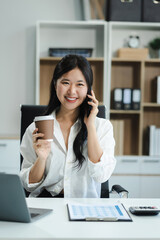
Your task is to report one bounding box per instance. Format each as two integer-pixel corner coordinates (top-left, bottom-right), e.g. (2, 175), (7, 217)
(132, 89), (141, 110)
(67, 202), (132, 222)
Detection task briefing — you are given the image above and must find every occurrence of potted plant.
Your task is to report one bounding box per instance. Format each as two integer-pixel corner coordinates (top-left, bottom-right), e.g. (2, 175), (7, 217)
(149, 38), (160, 58)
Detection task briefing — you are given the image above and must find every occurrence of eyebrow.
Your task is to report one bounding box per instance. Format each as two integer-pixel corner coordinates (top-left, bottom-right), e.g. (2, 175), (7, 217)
(61, 79), (85, 83)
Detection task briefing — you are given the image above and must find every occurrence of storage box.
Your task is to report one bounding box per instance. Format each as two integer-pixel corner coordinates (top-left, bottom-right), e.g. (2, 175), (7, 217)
(117, 48), (149, 60)
(106, 0), (142, 22)
(49, 48), (92, 58)
(142, 0), (160, 22)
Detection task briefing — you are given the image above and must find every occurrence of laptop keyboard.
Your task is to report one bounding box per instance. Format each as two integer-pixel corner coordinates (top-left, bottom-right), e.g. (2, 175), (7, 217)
(29, 208), (40, 218)
(28, 207), (52, 220)
(30, 213), (39, 218)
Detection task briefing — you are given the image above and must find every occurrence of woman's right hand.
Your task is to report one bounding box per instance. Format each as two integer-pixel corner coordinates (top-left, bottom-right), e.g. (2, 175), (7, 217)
(32, 128), (51, 161)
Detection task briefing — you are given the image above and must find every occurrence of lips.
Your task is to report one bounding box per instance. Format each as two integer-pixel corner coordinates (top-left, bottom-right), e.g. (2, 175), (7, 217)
(65, 96), (77, 103)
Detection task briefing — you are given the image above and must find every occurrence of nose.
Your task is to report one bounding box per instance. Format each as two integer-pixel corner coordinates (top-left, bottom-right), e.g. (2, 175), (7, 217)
(67, 84), (76, 95)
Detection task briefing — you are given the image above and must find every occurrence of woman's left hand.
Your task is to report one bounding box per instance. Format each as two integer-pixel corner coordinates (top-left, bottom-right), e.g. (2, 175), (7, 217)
(84, 90), (99, 128)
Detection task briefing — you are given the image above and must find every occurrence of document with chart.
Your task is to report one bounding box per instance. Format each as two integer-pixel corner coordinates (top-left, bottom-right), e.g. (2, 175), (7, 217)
(67, 202), (132, 221)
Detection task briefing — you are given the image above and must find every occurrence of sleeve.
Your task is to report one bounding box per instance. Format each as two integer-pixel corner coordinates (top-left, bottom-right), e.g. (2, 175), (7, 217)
(19, 123), (44, 192)
(87, 119), (116, 183)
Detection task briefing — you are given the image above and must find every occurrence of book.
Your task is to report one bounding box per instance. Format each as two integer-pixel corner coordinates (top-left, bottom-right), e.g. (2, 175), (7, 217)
(147, 125), (160, 156)
(157, 76), (160, 104)
(158, 128), (160, 156)
(111, 120), (124, 155)
(149, 125), (156, 156)
(67, 202), (132, 222)
(155, 128), (160, 156)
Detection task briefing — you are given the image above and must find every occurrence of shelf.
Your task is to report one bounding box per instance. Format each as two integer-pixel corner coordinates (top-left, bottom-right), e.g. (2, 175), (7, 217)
(112, 58), (142, 62)
(142, 107), (160, 155)
(109, 21), (160, 28)
(112, 58), (160, 63)
(38, 20), (107, 28)
(0, 135), (20, 140)
(143, 61), (160, 103)
(109, 22), (160, 156)
(110, 110), (141, 114)
(110, 113), (140, 155)
(143, 108), (160, 128)
(111, 61), (141, 89)
(40, 57), (104, 62)
(143, 103), (160, 107)
(145, 59), (160, 63)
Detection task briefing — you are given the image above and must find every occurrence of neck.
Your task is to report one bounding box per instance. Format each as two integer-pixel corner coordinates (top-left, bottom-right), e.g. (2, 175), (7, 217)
(56, 106), (79, 123)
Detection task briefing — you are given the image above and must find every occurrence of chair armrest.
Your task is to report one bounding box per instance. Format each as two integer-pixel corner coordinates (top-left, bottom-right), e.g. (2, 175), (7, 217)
(111, 184), (129, 198)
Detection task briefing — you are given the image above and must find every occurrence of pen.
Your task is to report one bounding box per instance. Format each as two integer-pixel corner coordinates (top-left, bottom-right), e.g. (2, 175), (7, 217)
(85, 217), (118, 221)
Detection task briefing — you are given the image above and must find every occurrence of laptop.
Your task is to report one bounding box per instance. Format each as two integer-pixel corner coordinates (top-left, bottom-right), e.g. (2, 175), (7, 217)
(0, 173), (53, 223)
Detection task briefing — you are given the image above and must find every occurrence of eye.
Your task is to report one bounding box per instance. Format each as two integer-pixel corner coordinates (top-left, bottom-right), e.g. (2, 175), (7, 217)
(77, 83), (84, 87)
(62, 81), (69, 85)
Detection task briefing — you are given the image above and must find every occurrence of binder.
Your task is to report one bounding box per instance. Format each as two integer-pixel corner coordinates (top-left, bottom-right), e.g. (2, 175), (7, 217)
(67, 202), (132, 222)
(123, 88), (132, 110)
(113, 88), (123, 110)
(157, 76), (160, 104)
(132, 89), (141, 110)
(152, 76), (160, 104)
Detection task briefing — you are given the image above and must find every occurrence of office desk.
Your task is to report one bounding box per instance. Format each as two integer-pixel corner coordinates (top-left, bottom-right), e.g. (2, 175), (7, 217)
(0, 198), (160, 240)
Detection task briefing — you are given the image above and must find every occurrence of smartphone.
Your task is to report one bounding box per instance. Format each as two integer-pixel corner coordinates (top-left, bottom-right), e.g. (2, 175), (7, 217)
(86, 88), (92, 117)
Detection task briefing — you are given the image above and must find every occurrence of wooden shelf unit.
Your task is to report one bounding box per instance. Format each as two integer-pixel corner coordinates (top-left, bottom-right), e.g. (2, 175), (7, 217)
(36, 21), (160, 157)
(110, 58), (160, 156)
(108, 22), (160, 156)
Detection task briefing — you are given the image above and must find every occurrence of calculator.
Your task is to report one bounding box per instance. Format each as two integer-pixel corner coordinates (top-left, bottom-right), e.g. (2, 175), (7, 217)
(129, 206), (160, 216)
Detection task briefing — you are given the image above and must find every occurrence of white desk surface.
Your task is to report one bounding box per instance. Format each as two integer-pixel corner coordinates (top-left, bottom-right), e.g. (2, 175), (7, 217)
(0, 198), (160, 240)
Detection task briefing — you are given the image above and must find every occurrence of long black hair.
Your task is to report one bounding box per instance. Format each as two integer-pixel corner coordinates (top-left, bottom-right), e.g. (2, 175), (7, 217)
(45, 54), (93, 169)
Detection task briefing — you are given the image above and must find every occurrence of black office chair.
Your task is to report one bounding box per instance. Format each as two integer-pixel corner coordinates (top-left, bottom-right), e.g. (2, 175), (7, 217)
(20, 104), (128, 198)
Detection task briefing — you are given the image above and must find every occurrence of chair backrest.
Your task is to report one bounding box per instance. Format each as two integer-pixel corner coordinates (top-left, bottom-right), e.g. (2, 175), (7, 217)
(20, 104), (109, 198)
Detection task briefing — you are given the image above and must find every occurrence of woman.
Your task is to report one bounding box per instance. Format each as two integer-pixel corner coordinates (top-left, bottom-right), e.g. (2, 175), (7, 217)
(20, 54), (116, 198)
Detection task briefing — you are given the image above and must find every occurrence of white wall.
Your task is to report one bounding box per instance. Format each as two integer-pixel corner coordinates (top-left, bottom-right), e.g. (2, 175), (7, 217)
(0, 0), (83, 137)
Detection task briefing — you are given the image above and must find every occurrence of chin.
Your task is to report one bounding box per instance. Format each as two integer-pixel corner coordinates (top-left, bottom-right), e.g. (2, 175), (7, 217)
(64, 102), (81, 111)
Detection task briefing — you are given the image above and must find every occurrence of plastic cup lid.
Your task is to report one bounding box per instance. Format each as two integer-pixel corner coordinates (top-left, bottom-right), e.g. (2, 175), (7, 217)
(34, 115), (54, 121)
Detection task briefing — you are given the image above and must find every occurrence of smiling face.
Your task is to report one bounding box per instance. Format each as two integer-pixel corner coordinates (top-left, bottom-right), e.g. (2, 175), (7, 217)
(55, 68), (88, 113)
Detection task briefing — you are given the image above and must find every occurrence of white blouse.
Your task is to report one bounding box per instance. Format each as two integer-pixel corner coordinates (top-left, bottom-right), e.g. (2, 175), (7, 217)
(20, 111), (116, 198)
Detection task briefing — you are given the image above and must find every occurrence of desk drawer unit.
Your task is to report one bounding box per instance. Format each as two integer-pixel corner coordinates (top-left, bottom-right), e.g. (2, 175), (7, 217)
(110, 156), (160, 198)
(110, 156), (140, 198)
(140, 158), (160, 198)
